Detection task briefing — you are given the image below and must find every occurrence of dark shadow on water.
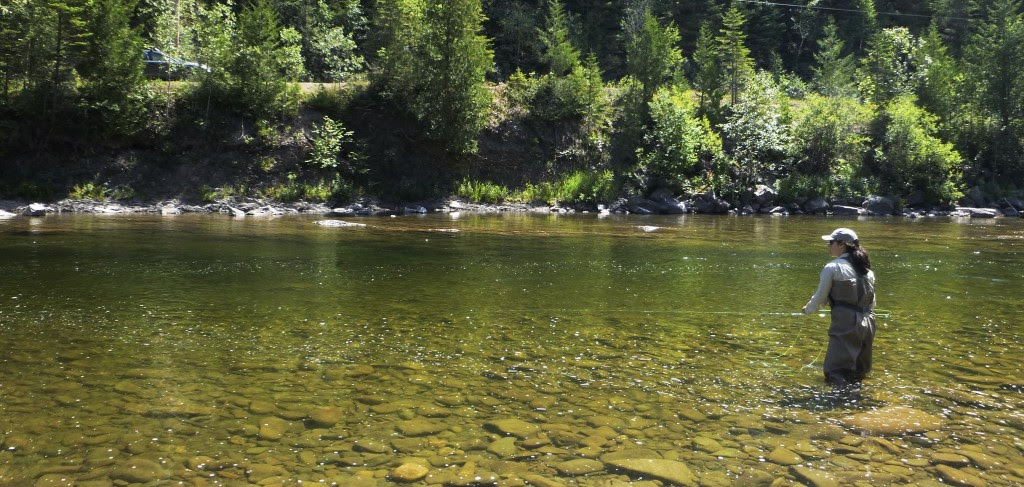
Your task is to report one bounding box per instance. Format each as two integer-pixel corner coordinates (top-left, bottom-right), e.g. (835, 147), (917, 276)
(777, 383), (881, 411)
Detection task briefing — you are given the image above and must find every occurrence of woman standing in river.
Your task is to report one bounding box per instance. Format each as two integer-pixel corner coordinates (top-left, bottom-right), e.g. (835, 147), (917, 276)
(803, 228), (876, 386)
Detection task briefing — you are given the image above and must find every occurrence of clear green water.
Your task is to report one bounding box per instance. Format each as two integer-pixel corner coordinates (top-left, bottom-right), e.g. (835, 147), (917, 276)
(0, 214), (1022, 486)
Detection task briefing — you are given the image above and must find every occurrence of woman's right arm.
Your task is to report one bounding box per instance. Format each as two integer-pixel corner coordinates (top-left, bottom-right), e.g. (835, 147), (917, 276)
(803, 264), (834, 314)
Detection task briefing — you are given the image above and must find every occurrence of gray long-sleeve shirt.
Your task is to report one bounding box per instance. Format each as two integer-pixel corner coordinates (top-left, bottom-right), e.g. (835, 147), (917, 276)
(803, 253), (876, 314)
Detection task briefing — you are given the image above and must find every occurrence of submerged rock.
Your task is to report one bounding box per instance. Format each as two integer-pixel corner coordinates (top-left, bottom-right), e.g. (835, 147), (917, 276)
(790, 465), (839, 487)
(840, 406), (944, 435)
(483, 418), (539, 438)
(604, 458), (697, 486)
(390, 463), (429, 482)
(314, 219), (367, 228)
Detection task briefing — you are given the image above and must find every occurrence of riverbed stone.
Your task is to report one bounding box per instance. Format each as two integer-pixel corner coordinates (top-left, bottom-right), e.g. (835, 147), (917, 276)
(486, 437), (518, 458)
(396, 419), (446, 436)
(258, 416), (290, 440)
(932, 452), (971, 466)
(605, 458), (697, 486)
(555, 458), (604, 475)
(521, 473), (566, 487)
(791, 465), (839, 487)
(110, 458), (167, 483)
(246, 463), (286, 483)
(308, 406), (343, 427)
(390, 463), (429, 482)
(735, 468), (775, 487)
(484, 418), (539, 438)
(354, 438), (390, 453)
(768, 447), (803, 465)
(33, 474), (75, 487)
(840, 406), (944, 435)
(600, 448), (662, 462)
(935, 464), (986, 487)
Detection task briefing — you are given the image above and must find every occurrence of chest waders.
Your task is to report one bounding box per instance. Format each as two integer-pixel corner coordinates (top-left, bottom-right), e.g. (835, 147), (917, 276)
(823, 261), (876, 385)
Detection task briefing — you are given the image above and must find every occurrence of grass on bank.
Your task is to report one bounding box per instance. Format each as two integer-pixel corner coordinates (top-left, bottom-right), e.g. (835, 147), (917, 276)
(457, 169), (616, 206)
(69, 181), (136, 201)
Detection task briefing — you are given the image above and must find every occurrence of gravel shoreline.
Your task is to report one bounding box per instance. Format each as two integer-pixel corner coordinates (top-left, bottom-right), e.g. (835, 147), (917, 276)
(0, 193), (1020, 220)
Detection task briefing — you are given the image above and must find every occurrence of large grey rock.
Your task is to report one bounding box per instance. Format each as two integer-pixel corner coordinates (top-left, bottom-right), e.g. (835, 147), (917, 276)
(832, 205), (866, 216)
(604, 458), (697, 486)
(403, 206), (427, 214)
(803, 197), (829, 214)
(955, 207), (1000, 218)
(625, 196), (657, 215)
(754, 185), (777, 205)
(692, 192), (731, 214)
(23, 203), (49, 216)
(965, 186), (987, 207)
(863, 195), (895, 215)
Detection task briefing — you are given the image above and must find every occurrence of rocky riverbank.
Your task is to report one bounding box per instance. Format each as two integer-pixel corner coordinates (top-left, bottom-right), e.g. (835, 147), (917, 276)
(1, 186), (1022, 220)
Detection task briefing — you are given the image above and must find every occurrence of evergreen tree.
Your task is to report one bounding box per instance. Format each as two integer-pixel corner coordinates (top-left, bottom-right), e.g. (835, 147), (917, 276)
(916, 23), (962, 141)
(371, 0), (425, 102)
(539, 0), (580, 77)
(413, 0), (494, 154)
(233, 0), (301, 120)
(302, 0), (362, 82)
(930, 0), (980, 56)
(0, 0), (29, 100)
(858, 27), (924, 104)
(811, 20), (856, 97)
(693, 22), (724, 125)
(961, 0), (1024, 179)
(717, 6), (753, 106)
(623, 6), (683, 116)
(81, 0), (147, 136)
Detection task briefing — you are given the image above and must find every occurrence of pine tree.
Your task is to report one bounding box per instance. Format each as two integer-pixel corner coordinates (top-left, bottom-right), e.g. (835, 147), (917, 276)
(624, 7), (683, 114)
(539, 0), (580, 77)
(233, 0), (300, 120)
(961, 0), (1024, 178)
(916, 23), (961, 141)
(812, 20), (856, 97)
(413, 0), (494, 154)
(693, 22), (724, 125)
(371, 0), (425, 102)
(717, 6), (752, 106)
(81, 0), (147, 136)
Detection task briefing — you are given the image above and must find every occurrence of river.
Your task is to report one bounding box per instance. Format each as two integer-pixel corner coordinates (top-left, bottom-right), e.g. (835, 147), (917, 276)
(0, 213), (1021, 486)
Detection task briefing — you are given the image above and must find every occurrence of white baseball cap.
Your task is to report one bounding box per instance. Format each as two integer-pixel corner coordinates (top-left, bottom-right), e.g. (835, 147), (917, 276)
(821, 227), (858, 243)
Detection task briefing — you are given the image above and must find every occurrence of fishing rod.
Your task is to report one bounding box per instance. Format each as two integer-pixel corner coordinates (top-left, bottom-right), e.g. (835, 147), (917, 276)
(494, 308), (893, 318)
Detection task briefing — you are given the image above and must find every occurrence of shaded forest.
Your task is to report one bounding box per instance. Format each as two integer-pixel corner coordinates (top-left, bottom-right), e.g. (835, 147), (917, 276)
(1, 0), (1022, 207)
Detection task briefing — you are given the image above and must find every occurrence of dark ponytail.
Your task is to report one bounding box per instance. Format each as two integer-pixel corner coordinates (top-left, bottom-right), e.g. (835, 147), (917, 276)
(843, 242), (871, 276)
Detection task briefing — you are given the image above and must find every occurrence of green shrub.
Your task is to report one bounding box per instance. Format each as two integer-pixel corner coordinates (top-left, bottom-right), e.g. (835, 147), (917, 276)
(69, 182), (108, 200)
(636, 85), (704, 192)
(871, 95), (962, 203)
(554, 169), (616, 204)
(721, 71), (794, 186)
(200, 184), (247, 202)
(307, 116), (354, 169)
(513, 182), (557, 205)
(456, 179), (508, 204)
(792, 95), (873, 173)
